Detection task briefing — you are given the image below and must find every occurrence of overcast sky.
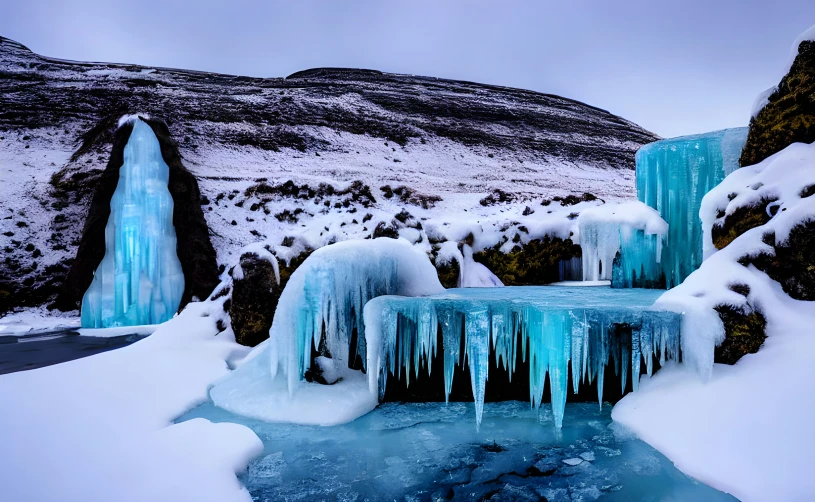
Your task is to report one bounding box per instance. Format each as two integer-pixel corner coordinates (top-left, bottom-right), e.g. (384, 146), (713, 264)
(2, 1), (813, 137)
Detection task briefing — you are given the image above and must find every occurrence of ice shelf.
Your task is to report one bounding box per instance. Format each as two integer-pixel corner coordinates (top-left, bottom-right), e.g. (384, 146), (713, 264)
(632, 128), (748, 287)
(81, 119), (184, 328)
(364, 286), (682, 429)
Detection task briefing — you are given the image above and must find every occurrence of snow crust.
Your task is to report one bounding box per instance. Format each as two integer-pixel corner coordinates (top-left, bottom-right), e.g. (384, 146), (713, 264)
(0, 300), (263, 502)
(614, 141), (815, 501)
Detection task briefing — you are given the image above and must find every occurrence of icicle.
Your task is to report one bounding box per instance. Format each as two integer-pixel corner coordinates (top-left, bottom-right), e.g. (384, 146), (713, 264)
(465, 309), (490, 430)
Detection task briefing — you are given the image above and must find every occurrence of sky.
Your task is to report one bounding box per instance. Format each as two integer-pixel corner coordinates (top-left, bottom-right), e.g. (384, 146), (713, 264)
(1, 0), (814, 138)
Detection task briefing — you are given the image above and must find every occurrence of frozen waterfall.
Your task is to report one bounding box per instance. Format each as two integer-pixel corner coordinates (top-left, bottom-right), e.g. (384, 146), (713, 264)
(81, 118), (185, 328)
(578, 201), (667, 284)
(633, 128), (748, 287)
(365, 286), (682, 429)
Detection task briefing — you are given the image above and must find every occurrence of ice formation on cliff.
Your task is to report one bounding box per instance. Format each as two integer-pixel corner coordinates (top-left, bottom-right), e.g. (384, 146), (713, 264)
(81, 119), (184, 328)
(633, 128), (748, 287)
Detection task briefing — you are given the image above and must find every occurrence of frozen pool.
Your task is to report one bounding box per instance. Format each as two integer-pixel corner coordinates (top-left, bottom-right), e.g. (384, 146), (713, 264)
(180, 401), (737, 501)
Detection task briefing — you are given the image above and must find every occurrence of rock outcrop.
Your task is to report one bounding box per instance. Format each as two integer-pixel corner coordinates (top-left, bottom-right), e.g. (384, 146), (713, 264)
(741, 40), (815, 167)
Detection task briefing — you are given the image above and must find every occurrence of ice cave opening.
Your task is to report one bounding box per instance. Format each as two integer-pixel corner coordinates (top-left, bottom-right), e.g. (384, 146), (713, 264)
(81, 118), (185, 328)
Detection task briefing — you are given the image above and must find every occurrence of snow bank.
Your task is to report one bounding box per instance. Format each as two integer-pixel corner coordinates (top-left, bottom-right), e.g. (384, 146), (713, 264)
(211, 238), (444, 425)
(577, 201), (667, 281)
(0, 301), (262, 502)
(614, 141), (815, 501)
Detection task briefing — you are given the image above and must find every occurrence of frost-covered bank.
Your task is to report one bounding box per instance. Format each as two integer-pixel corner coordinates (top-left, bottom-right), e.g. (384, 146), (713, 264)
(0, 300), (262, 502)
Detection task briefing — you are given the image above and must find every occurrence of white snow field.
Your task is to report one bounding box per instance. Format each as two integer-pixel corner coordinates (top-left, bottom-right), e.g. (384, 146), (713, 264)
(614, 141), (815, 502)
(0, 301), (263, 502)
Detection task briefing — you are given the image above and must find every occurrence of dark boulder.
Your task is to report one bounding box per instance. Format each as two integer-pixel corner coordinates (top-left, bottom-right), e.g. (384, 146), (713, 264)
(230, 252), (280, 347)
(741, 40), (815, 167)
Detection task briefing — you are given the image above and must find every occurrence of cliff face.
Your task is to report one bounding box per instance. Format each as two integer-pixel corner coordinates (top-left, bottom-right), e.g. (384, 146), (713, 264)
(0, 36), (658, 312)
(741, 40), (815, 167)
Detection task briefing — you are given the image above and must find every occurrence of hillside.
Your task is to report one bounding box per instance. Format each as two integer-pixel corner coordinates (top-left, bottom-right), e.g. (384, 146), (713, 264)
(0, 35), (659, 310)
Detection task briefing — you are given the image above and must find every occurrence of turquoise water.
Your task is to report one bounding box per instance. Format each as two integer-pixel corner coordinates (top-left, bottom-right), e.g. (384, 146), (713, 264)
(180, 401), (737, 501)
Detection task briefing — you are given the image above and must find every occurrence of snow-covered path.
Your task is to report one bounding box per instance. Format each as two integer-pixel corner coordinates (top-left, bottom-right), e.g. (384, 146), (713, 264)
(613, 272), (815, 502)
(0, 302), (262, 502)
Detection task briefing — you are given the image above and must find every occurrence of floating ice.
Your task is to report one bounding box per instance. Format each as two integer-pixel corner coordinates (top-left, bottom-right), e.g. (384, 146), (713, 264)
(364, 286), (682, 429)
(577, 201), (667, 284)
(81, 119), (184, 328)
(633, 128), (748, 287)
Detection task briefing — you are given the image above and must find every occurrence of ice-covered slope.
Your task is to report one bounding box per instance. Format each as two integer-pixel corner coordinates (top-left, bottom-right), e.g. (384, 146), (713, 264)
(0, 35), (658, 310)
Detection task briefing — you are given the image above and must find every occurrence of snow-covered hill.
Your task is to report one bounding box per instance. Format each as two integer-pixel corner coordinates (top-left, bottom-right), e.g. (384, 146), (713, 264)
(0, 35), (658, 310)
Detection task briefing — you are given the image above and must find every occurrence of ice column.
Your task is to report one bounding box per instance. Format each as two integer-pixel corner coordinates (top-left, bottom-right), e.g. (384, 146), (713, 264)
(81, 119), (184, 328)
(634, 128), (748, 287)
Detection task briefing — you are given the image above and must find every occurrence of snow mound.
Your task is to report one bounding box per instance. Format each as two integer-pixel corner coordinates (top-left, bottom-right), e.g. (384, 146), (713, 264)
(0, 300), (262, 502)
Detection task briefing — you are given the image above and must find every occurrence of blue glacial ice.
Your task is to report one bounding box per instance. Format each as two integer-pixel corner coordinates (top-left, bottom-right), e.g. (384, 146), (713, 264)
(629, 127), (748, 287)
(577, 201), (667, 284)
(365, 286), (682, 429)
(81, 118), (184, 328)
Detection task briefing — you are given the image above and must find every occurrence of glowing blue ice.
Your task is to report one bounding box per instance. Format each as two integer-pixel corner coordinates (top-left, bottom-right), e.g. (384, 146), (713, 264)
(365, 286), (682, 429)
(627, 128), (748, 287)
(81, 119), (184, 328)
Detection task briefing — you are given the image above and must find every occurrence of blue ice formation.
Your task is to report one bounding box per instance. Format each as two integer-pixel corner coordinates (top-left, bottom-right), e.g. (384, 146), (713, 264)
(578, 201), (667, 284)
(365, 286), (682, 428)
(265, 239), (445, 393)
(81, 118), (185, 328)
(628, 127), (748, 287)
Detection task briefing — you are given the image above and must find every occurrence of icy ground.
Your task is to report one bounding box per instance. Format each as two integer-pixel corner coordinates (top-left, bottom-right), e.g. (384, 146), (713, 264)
(181, 401), (735, 501)
(0, 302), (262, 502)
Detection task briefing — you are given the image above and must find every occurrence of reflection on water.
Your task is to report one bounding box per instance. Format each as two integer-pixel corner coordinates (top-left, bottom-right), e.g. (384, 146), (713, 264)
(0, 330), (145, 375)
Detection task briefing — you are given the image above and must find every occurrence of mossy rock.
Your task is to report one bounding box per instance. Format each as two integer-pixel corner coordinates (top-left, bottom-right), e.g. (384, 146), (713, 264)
(711, 198), (774, 251)
(751, 219), (815, 301)
(473, 236), (581, 286)
(714, 304), (767, 365)
(741, 40), (815, 167)
(230, 247), (314, 347)
(434, 259), (460, 289)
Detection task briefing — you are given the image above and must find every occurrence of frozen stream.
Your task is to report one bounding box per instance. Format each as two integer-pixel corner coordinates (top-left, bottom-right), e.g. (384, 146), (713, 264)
(180, 401), (737, 501)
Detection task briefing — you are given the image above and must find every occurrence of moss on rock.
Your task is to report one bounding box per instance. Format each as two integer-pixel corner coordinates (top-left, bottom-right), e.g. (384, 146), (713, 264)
(711, 197), (775, 251)
(714, 304), (767, 365)
(473, 236), (581, 286)
(741, 40), (815, 167)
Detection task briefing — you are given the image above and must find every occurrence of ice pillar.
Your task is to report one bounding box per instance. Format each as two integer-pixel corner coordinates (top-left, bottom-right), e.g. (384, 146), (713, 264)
(81, 119), (185, 328)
